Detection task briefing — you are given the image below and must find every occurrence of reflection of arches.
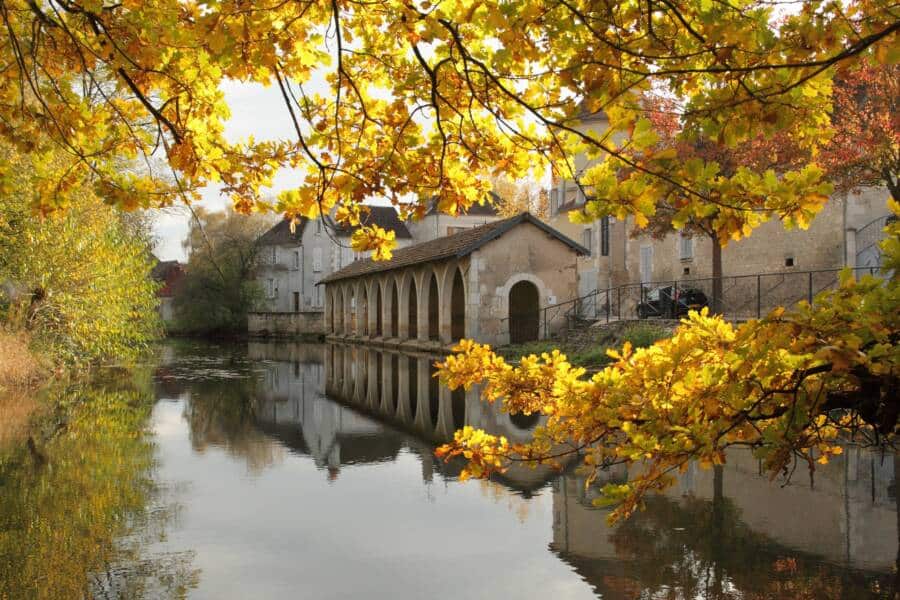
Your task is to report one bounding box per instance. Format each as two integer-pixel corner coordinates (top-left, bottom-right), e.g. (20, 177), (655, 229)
(450, 269), (465, 341)
(388, 354), (398, 413)
(509, 280), (540, 343)
(451, 387), (466, 431)
(428, 363), (440, 429)
(375, 284), (383, 337)
(375, 352), (383, 406)
(428, 273), (440, 340)
(510, 412), (540, 430)
(409, 359), (418, 421)
(390, 281), (399, 337)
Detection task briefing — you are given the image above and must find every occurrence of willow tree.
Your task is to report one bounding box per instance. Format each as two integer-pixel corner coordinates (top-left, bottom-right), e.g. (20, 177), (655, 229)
(1, 0), (897, 512)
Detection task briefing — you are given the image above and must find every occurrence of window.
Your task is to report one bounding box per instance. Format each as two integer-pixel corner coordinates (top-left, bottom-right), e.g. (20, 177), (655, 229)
(316, 219), (322, 234)
(270, 246), (277, 264)
(582, 227), (592, 255)
(293, 292), (300, 312)
(600, 216), (610, 257)
(316, 285), (323, 307)
(312, 247), (323, 272)
(292, 250), (300, 270)
(785, 257), (795, 267)
(549, 189), (558, 216)
(679, 232), (693, 260)
(266, 278), (276, 298)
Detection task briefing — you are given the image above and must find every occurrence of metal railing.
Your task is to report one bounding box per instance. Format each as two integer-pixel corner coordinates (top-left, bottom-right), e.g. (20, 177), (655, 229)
(556, 267), (884, 338)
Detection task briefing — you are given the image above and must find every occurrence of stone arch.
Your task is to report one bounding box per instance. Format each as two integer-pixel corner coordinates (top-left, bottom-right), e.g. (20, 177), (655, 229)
(450, 267), (466, 341)
(389, 279), (399, 338)
(500, 274), (549, 343)
(345, 286), (356, 335)
(509, 280), (541, 343)
(332, 288), (342, 334)
(374, 280), (383, 337)
(407, 275), (419, 339)
(427, 271), (440, 341)
(359, 283), (369, 336)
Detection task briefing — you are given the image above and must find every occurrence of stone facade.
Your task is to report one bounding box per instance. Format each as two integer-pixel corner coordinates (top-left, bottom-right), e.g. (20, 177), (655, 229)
(322, 214), (586, 348)
(547, 111), (892, 307)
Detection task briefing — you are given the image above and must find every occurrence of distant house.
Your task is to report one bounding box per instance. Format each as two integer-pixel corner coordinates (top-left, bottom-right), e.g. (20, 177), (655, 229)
(151, 259), (185, 324)
(405, 193), (501, 242)
(254, 205), (413, 316)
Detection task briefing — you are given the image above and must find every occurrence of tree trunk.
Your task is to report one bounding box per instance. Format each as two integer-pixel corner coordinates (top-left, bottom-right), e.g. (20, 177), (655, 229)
(710, 232), (723, 314)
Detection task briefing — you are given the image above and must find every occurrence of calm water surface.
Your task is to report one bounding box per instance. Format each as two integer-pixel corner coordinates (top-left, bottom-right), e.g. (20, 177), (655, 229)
(2, 341), (897, 599)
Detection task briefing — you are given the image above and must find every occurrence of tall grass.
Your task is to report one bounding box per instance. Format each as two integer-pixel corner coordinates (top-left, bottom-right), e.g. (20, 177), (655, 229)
(0, 329), (44, 449)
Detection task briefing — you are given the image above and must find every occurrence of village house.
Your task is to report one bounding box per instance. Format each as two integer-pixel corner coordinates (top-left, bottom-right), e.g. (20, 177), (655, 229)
(251, 201), (501, 336)
(320, 213), (588, 348)
(150, 258), (185, 326)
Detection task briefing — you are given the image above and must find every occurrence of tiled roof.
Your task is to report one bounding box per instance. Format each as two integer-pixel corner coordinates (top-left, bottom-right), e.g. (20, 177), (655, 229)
(258, 218), (304, 246)
(258, 205), (411, 246)
(334, 205), (412, 239)
(320, 212), (588, 284)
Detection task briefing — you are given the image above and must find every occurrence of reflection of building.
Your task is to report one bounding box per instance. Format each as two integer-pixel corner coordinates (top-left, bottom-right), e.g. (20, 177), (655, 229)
(321, 213), (588, 349)
(251, 344), (404, 473)
(322, 342), (558, 492)
(550, 448), (897, 597)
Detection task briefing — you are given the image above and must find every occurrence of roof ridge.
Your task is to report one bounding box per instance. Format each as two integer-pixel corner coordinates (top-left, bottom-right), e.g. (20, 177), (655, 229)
(320, 212), (587, 284)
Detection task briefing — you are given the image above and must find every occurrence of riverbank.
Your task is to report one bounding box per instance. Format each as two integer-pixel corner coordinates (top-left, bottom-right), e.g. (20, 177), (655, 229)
(497, 320), (678, 370)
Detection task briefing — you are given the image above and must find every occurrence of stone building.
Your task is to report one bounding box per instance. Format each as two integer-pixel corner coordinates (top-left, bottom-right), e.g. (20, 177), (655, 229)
(251, 201), (502, 336)
(547, 109), (893, 319)
(320, 213), (587, 348)
(251, 206), (413, 335)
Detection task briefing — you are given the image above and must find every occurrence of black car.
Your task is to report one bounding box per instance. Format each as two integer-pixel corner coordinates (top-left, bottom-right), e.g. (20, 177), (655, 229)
(637, 286), (708, 319)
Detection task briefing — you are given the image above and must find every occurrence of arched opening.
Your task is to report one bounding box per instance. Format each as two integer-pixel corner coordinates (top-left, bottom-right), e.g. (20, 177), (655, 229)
(375, 285), (383, 337)
(408, 359), (418, 421)
(428, 363), (440, 429)
(450, 269), (465, 341)
(451, 388), (466, 431)
(510, 412), (540, 430)
(360, 287), (369, 336)
(428, 273), (440, 340)
(347, 288), (356, 334)
(390, 282), (399, 338)
(509, 280), (540, 343)
(408, 281), (418, 339)
(335, 291), (344, 333)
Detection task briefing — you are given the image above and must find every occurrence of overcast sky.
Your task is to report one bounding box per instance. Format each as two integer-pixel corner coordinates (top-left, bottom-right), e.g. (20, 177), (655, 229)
(150, 81), (300, 261)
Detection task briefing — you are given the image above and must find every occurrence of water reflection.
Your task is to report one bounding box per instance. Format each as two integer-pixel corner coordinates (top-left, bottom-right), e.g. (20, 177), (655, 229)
(0, 368), (198, 599)
(11, 340), (887, 598)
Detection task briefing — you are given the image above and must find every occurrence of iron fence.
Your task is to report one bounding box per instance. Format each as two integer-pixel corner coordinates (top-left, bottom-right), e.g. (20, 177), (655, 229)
(498, 266), (883, 343)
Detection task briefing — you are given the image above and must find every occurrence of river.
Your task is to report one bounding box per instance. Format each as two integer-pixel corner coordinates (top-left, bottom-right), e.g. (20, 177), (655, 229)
(1, 340), (896, 599)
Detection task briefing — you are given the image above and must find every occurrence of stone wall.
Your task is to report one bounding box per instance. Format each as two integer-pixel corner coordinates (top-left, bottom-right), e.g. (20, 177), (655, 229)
(248, 311), (325, 337)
